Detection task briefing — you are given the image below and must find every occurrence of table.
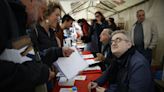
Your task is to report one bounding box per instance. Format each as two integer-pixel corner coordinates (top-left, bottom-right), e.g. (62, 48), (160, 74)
(52, 51), (102, 92)
(52, 70), (102, 92)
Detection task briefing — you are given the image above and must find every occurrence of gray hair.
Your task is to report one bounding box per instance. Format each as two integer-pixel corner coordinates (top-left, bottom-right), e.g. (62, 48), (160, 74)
(31, 0), (47, 23)
(136, 9), (145, 15)
(103, 28), (113, 36)
(111, 30), (132, 42)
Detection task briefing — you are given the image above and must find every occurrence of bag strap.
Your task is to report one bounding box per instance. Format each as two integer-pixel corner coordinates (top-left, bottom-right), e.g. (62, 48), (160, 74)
(28, 24), (41, 63)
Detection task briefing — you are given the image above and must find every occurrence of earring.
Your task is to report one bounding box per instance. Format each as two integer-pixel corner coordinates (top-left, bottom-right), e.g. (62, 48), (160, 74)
(57, 16), (60, 23)
(45, 19), (49, 24)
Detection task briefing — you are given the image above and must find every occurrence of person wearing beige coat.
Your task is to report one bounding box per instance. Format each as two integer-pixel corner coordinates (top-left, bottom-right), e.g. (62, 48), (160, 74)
(130, 9), (158, 63)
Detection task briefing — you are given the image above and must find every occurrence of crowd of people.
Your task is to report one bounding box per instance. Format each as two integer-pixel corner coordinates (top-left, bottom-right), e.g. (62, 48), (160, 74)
(0, 0), (158, 92)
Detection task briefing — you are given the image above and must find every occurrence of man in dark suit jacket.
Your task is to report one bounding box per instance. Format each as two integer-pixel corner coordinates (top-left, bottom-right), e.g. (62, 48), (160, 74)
(88, 31), (153, 92)
(93, 28), (112, 71)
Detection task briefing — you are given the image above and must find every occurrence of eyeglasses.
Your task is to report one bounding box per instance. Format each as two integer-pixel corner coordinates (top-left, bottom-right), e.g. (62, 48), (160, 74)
(111, 37), (129, 44)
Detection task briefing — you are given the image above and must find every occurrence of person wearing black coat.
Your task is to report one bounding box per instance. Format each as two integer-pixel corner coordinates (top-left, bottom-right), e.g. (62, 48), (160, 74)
(29, 3), (74, 67)
(0, 0), (53, 92)
(29, 24), (63, 67)
(89, 11), (109, 53)
(90, 28), (112, 71)
(108, 18), (117, 31)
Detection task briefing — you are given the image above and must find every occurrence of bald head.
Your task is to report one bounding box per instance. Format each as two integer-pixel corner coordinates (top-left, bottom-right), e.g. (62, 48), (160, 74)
(100, 28), (112, 44)
(104, 28), (112, 35)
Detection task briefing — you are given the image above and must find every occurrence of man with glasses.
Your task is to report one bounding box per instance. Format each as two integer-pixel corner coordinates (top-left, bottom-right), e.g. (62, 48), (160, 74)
(88, 31), (153, 92)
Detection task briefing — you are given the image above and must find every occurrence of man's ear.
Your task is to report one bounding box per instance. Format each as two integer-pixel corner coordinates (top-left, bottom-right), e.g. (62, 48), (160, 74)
(127, 42), (132, 49)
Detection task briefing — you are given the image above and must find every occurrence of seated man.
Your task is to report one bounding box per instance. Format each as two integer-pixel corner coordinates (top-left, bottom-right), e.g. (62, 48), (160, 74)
(93, 28), (112, 71)
(88, 31), (153, 92)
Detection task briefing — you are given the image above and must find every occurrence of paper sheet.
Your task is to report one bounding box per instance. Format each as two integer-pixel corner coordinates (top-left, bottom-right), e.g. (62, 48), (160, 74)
(85, 59), (100, 65)
(84, 66), (101, 71)
(0, 49), (32, 64)
(53, 47), (88, 79)
(76, 44), (85, 48)
(82, 54), (94, 59)
(58, 77), (75, 86)
(18, 46), (28, 53)
(56, 72), (65, 77)
(74, 75), (86, 80)
(59, 88), (72, 92)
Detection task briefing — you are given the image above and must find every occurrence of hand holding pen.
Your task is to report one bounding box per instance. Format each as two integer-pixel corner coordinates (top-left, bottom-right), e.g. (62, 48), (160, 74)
(88, 81), (98, 92)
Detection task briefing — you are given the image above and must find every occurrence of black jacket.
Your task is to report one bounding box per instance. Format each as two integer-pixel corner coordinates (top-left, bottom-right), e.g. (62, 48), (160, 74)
(7, 0), (27, 36)
(29, 24), (63, 66)
(89, 20), (109, 52)
(0, 61), (49, 92)
(98, 44), (111, 71)
(0, 0), (49, 92)
(102, 43), (112, 70)
(32, 24), (58, 51)
(89, 43), (111, 71)
(95, 47), (153, 92)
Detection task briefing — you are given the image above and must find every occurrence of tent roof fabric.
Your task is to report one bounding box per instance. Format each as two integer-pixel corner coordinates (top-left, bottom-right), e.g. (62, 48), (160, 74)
(52, 0), (147, 20)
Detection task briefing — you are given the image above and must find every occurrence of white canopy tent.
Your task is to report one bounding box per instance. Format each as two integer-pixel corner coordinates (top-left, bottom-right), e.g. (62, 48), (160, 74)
(52, 0), (147, 20)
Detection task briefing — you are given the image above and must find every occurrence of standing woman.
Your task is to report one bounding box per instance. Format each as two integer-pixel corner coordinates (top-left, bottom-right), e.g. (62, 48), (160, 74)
(108, 17), (117, 31)
(29, 0), (74, 71)
(35, 2), (61, 51)
(30, 0), (74, 73)
(29, 1), (72, 91)
(29, 2), (65, 66)
(89, 11), (109, 53)
(29, 3), (68, 92)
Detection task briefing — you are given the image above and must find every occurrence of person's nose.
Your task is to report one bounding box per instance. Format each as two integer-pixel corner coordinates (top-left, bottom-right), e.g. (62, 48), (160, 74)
(111, 41), (117, 46)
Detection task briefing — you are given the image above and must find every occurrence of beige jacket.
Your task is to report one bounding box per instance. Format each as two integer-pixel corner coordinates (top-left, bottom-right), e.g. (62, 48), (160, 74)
(130, 19), (158, 49)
